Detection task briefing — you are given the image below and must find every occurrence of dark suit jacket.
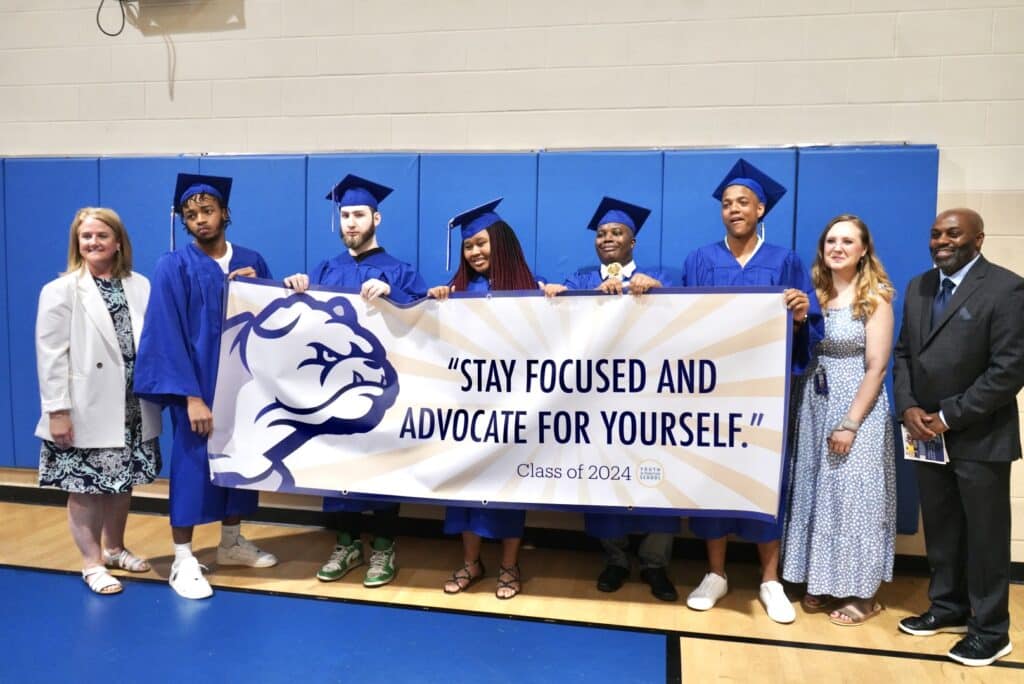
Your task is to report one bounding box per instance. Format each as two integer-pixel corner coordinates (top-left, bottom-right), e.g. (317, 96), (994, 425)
(893, 255), (1024, 462)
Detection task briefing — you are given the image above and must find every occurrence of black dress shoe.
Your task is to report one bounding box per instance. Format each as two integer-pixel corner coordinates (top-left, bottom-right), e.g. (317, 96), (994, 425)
(898, 611), (969, 636)
(639, 567), (678, 602)
(596, 564), (629, 592)
(948, 634), (1013, 667)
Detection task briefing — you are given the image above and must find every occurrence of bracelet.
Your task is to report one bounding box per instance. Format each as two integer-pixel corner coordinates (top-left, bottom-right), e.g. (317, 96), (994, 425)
(835, 416), (861, 432)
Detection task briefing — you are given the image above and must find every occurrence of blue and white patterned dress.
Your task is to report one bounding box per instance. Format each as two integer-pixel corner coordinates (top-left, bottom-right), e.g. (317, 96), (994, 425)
(781, 305), (896, 599)
(38, 276), (161, 494)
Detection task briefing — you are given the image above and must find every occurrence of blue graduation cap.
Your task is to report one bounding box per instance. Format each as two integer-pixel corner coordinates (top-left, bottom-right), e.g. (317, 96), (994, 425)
(711, 159), (787, 218)
(170, 173), (233, 249)
(325, 174), (393, 210)
(587, 196), (651, 236)
(446, 198), (503, 271)
(174, 173), (232, 214)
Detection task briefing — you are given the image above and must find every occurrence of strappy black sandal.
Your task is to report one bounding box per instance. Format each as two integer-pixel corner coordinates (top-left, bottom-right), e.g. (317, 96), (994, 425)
(495, 563), (522, 600)
(443, 559), (485, 594)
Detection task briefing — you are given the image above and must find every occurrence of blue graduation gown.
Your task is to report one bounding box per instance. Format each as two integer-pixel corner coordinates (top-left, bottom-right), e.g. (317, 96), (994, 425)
(310, 249), (427, 305)
(313, 248), (426, 514)
(134, 243), (271, 527)
(563, 265), (671, 291)
(682, 241), (824, 543)
(443, 273), (527, 539)
(560, 265), (681, 538)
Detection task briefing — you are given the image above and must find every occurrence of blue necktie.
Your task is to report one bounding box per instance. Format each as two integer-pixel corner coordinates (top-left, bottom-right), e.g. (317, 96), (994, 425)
(931, 277), (955, 329)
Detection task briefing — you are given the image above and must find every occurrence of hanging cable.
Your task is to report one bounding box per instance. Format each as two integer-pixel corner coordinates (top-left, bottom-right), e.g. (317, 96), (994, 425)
(96, 0), (127, 37)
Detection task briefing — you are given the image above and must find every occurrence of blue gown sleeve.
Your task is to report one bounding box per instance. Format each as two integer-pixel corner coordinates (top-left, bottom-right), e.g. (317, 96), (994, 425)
(388, 264), (427, 304)
(645, 268), (673, 288)
(309, 259), (330, 286)
(256, 254), (272, 280)
(133, 254), (203, 405)
(681, 250), (702, 287)
(781, 251), (823, 376)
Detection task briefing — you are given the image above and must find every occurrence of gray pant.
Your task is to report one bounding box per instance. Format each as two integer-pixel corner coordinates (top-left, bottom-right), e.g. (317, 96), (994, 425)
(601, 532), (673, 570)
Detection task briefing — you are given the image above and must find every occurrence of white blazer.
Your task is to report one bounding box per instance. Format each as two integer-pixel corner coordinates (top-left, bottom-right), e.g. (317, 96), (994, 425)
(35, 269), (161, 448)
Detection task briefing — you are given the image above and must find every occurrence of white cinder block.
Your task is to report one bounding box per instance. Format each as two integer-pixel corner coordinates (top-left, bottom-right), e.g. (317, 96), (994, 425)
(938, 145), (1024, 191)
(353, 0), (507, 34)
(0, 84), (78, 122)
(853, 0), (941, 10)
(0, 47), (112, 86)
(281, 77), (331, 116)
(848, 57), (941, 102)
(108, 45), (167, 83)
(942, 55), (1024, 100)
(245, 116), (319, 153)
(584, 0), (689, 24)
(978, 190), (1024, 236)
(544, 25), (633, 68)
(308, 115), (393, 151)
(242, 39), (319, 78)
(496, 67), (672, 111)
(760, 0), (853, 17)
(144, 81), (212, 119)
(629, 18), (807, 65)
(466, 108), (721, 149)
(754, 61), (850, 106)
(987, 102), (1024, 144)
(993, 7), (1024, 53)
(891, 102), (988, 146)
(211, 79), (283, 118)
(506, 0), (588, 28)
(805, 14), (897, 59)
(459, 29), (548, 71)
(983, 235), (1024, 273)
(0, 9), (89, 50)
(666, 64), (759, 107)
(280, 0), (356, 38)
(896, 10), (992, 56)
(390, 113), (468, 149)
(79, 83), (146, 121)
(171, 42), (249, 81)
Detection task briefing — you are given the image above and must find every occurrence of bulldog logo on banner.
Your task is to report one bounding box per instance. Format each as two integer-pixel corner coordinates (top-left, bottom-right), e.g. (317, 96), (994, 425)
(210, 293), (399, 490)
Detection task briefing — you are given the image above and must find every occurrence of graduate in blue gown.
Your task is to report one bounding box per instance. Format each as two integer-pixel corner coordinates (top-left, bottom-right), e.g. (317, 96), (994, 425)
(135, 173), (279, 600)
(283, 174), (426, 588)
(544, 196), (679, 601)
(680, 159), (824, 624)
(428, 198), (542, 599)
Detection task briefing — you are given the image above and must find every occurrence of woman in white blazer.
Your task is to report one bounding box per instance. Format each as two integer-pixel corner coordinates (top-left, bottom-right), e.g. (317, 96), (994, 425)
(36, 207), (162, 595)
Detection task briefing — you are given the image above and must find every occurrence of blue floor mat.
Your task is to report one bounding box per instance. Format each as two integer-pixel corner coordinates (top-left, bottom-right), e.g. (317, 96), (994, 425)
(0, 566), (667, 683)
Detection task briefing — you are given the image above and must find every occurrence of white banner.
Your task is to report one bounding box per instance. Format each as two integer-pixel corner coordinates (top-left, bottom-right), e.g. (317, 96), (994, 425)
(209, 280), (791, 519)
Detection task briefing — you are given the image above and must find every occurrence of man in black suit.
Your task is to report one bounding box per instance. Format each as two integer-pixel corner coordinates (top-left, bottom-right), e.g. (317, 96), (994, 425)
(893, 208), (1024, 667)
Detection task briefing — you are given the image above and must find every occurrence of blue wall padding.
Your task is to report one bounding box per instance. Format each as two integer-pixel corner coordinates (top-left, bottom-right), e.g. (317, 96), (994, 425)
(1, 147), (940, 539)
(306, 154), (420, 272)
(99, 156), (200, 477)
(662, 149), (799, 283)
(536, 151), (664, 284)
(199, 156), (307, 279)
(417, 153), (539, 289)
(794, 145), (939, 534)
(5, 158), (100, 466)
(0, 162), (12, 466)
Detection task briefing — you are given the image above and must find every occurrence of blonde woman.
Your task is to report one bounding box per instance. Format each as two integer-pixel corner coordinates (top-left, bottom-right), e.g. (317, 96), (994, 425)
(781, 214), (896, 626)
(35, 208), (161, 594)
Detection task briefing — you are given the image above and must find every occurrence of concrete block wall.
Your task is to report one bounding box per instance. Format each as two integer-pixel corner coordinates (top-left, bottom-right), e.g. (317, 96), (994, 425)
(1, 0), (1022, 560)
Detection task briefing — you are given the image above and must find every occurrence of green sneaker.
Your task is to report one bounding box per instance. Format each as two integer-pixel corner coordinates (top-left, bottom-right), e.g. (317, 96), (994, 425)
(317, 539), (363, 582)
(363, 542), (397, 587)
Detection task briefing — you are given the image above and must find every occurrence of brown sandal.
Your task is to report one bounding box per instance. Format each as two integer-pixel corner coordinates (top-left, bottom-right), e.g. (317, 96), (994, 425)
(829, 600), (883, 626)
(496, 563), (522, 600)
(443, 559), (485, 594)
(801, 593), (837, 614)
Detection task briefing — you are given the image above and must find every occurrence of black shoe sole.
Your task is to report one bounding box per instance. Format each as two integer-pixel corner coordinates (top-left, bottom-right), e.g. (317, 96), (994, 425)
(898, 622), (969, 637)
(947, 642), (1012, 667)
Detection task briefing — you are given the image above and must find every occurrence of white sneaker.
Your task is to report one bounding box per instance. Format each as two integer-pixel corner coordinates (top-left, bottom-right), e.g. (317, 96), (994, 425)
(686, 572), (728, 611)
(759, 580), (796, 624)
(217, 535), (279, 568)
(169, 556), (213, 600)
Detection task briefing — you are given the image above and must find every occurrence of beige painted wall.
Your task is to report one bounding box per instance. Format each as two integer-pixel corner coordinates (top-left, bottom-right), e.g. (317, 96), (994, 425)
(1, 0), (1022, 559)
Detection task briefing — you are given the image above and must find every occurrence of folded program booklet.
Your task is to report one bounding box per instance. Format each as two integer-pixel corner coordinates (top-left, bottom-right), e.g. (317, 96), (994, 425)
(901, 425), (948, 465)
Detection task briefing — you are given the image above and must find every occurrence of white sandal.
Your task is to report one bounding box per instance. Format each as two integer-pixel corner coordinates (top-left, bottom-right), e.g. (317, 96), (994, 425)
(82, 566), (123, 595)
(103, 548), (150, 573)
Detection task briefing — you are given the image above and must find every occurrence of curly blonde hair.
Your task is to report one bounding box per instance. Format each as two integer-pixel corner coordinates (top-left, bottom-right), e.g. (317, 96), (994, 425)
(811, 214), (894, 320)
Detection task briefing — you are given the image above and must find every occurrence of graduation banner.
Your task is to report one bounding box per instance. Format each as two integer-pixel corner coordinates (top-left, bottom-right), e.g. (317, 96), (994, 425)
(209, 279), (792, 521)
